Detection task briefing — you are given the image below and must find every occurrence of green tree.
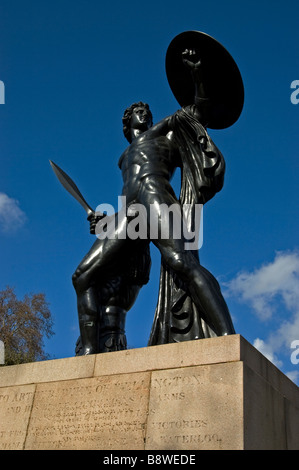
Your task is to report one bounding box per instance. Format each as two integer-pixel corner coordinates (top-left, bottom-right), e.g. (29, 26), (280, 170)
(0, 286), (54, 365)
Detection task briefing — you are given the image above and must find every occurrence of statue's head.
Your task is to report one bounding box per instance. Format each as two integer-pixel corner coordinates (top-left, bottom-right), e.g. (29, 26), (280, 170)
(122, 102), (153, 142)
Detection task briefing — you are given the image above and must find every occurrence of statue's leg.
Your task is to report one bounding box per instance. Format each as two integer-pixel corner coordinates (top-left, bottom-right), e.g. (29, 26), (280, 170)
(156, 240), (235, 335)
(75, 285), (99, 355)
(72, 238), (107, 355)
(98, 244), (150, 352)
(138, 176), (235, 336)
(72, 212), (136, 354)
(98, 305), (128, 352)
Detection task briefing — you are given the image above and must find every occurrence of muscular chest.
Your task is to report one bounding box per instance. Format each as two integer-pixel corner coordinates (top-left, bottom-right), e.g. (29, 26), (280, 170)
(121, 135), (177, 169)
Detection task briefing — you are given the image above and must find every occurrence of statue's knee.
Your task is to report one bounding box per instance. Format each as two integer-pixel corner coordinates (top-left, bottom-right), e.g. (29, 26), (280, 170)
(164, 253), (188, 276)
(163, 251), (199, 281)
(172, 257), (186, 273)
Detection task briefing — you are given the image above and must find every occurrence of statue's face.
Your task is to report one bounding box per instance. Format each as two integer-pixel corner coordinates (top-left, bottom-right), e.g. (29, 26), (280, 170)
(130, 106), (152, 132)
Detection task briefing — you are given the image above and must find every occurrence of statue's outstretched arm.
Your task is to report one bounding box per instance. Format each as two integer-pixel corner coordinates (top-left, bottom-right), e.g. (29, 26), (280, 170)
(182, 49), (209, 112)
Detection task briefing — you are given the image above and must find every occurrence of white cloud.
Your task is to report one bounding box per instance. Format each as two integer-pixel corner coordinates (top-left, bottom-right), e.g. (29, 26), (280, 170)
(225, 250), (299, 378)
(0, 192), (27, 233)
(226, 250), (299, 321)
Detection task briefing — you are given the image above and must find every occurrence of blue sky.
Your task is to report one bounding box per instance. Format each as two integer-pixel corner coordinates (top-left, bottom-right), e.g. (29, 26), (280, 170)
(0, 1), (298, 383)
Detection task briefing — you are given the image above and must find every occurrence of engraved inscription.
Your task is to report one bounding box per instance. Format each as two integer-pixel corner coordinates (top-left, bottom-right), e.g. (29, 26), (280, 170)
(146, 363), (243, 450)
(0, 385), (35, 450)
(25, 372), (151, 450)
(152, 373), (205, 388)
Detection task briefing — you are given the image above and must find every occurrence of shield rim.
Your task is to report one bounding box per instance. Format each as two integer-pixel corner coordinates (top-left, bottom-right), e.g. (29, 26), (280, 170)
(166, 30), (244, 129)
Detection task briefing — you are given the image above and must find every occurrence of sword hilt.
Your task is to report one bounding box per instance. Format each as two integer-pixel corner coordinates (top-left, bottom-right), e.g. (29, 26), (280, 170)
(87, 211), (105, 235)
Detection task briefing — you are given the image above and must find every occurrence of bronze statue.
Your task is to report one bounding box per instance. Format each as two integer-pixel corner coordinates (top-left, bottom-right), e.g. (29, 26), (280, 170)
(51, 31), (244, 355)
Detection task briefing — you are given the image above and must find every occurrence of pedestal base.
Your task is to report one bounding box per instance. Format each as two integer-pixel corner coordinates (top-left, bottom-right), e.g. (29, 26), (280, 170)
(0, 335), (298, 450)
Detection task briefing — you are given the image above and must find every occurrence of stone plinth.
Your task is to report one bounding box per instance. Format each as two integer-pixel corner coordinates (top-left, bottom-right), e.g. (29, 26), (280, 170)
(0, 335), (298, 450)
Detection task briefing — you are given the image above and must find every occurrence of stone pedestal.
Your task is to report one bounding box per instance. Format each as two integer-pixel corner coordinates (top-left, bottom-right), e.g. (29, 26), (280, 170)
(0, 335), (298, 450)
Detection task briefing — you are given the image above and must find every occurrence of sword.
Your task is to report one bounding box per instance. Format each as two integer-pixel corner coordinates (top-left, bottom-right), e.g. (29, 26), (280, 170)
(50, 160), (100, 233)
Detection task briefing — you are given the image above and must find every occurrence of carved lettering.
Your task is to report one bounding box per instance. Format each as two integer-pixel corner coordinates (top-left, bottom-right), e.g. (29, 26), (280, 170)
(158, 391), (185, 401)
(157, 433), (222, 446)
(151, 419), (208, 430)
(0, 385), (35, 450)
(25, 373), (150, 450)
(146, 364), (242, 450)
(153, 374), (204, 389)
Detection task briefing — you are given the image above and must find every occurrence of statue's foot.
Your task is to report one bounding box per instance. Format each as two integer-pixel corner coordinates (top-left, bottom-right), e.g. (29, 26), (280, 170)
(75, 336), (98, 356)
(99, 332), (127, 353)
(81, 347), (97, 355)
(75, 331), (128, 355)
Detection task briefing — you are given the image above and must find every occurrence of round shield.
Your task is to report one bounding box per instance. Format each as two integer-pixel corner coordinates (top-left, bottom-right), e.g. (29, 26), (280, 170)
(166, 31), (244, 129)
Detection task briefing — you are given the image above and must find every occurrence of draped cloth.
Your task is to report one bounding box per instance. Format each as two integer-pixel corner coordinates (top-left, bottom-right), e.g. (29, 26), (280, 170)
(148, 105), (226, 345)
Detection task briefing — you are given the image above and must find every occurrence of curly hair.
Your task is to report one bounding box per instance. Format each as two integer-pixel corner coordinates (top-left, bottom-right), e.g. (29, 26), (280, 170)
(122, 102), (153, 143)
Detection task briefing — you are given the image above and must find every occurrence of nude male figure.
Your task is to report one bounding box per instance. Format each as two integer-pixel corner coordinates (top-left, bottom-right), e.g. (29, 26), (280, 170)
(73, 51), (235, 355)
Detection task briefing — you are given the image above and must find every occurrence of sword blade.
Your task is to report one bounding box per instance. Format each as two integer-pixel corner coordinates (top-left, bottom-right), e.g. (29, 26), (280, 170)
(50, 160), (94, 217)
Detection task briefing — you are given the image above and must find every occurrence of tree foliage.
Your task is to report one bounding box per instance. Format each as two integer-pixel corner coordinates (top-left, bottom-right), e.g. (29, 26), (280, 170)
(0, 286), (54, 365)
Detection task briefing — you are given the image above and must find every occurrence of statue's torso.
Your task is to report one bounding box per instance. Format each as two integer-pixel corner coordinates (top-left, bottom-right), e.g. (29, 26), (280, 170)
(119, 119), (180, 203)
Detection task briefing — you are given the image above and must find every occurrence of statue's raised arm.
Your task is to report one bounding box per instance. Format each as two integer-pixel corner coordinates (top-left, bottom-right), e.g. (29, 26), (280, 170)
(181, 48), (209, 125)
